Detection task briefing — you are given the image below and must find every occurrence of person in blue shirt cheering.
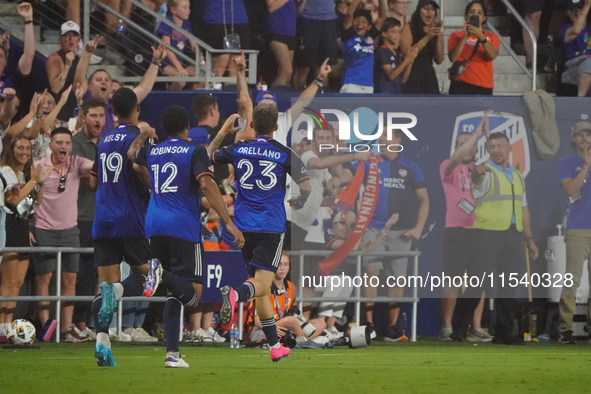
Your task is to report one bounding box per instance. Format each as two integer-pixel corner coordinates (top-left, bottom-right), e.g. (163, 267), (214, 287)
(340, 0), (386, 93)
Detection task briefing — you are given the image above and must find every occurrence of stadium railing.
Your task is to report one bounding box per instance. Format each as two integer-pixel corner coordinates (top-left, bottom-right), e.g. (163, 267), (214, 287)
(0, 247), (419, 343)
(292, 250), (420, 342)
(494, 0), (537, 89)
(82, 0), (258, 86)
(0, 246), (229, 343)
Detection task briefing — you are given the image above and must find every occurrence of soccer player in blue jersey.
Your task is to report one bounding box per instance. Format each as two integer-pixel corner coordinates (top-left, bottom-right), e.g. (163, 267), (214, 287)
(89, 87), (155, 367)
(340, 0), (386, 93)
(128, 106), (244, 368)
(211, 104), (311, 362)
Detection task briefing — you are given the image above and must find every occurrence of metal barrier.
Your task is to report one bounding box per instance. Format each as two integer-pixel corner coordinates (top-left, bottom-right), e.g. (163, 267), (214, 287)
(498, 0), (537, 90)
(0, 246), (174, 343)
(292, 250), (420, 342)
(0, 247), (420, 343)
(82, 0), (259, 86)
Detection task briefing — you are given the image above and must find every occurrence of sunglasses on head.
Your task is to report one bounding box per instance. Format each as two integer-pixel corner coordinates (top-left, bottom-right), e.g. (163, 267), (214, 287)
(58, 175), (66, 193)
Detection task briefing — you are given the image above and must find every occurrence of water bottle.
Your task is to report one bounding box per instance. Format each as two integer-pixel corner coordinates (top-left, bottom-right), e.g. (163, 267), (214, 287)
(400, 312), (408, 336)
(230, 322), (239, 349)
(116, 19), (126, 35)
(256, 76), (267, 91)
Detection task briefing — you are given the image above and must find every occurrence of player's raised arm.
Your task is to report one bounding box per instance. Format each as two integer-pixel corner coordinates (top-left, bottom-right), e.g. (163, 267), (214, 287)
(207, 114), (240, 157)
(127, 123), (156, 161)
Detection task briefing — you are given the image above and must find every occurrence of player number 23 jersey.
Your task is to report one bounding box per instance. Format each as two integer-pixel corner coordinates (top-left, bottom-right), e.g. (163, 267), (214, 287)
(212, 136), (308, 233)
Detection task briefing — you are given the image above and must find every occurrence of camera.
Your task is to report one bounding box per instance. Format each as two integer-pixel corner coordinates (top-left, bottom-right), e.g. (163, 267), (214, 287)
(293, 311), (316, 337)
(280, 329), (297, 349)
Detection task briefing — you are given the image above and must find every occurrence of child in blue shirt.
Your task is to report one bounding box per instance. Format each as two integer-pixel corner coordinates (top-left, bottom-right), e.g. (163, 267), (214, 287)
(156, 0), (203, 90)
(374, 18), (418, 93)
(340, 0), (386, 93)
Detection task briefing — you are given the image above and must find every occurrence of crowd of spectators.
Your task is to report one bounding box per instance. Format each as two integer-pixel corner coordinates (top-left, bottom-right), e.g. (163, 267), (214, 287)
(0, 0), (590, 346)
(2, 0), (589, 101)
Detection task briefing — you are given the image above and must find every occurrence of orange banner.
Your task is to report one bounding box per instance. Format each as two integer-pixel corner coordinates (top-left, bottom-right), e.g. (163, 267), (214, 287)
(318, 154), (379, 275)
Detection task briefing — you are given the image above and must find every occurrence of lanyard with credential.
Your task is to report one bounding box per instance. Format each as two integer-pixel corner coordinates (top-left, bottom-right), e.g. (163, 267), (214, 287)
(457, 165), (475, 215)
(274, 289), (289, 320)
(459, 166), (468, 198)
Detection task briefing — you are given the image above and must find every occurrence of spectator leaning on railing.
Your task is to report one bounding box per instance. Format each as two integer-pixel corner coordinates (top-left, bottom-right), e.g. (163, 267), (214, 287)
(156, 0), (204, 90)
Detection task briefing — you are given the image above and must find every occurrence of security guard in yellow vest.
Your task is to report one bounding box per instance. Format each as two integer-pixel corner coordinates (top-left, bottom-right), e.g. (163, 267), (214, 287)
(450, 132), (538, 344)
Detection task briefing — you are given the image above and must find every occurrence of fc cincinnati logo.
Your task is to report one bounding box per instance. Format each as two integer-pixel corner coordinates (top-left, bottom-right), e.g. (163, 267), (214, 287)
(450, 111), (531, 177)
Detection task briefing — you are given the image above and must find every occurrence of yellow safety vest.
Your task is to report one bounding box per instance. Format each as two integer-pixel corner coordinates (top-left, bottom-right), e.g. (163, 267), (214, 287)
(473, 164), (525, 231)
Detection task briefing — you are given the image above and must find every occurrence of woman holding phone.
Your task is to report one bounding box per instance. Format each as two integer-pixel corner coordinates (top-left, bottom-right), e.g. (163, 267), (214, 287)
(400, 0), (444, 94)
(447, 1), (499, 95)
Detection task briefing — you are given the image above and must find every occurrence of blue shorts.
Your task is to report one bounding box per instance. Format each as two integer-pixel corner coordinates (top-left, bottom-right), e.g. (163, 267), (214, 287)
(94, 237), (152, 267)
(150, 236), (203, 283)
(242, 232), (285, 276)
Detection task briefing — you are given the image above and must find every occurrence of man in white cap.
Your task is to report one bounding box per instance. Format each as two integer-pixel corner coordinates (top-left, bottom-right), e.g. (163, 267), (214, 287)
(558, 120), (591, 344)
(46, 21), (81, 122)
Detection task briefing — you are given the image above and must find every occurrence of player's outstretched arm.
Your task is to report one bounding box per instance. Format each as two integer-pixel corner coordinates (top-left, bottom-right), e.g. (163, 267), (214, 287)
(207, 114), (240, 157)
(234, 91), (255, 142)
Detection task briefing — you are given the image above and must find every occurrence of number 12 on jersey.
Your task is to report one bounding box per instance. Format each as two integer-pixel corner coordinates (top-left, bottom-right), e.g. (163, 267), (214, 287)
(151, 162), (179, 194)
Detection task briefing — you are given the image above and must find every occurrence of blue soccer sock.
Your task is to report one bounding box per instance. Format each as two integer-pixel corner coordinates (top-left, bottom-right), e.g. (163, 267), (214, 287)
(163, 297), (182, 353)
(92, 295), (108, 335)
(161, 271), (196, 306)
(121, 274), (146, 297)
(234, 281), (255, 303)
(261, 317), (279, 347)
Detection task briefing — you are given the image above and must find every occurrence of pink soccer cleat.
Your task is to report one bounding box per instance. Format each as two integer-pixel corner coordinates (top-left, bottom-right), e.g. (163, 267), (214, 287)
(220, 285), (237, 324)
(270, 344), (291, 362)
